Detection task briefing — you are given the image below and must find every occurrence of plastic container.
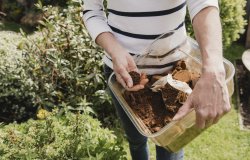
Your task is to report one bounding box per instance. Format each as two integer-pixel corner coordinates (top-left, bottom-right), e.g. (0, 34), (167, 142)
(108, 36), (235, 153)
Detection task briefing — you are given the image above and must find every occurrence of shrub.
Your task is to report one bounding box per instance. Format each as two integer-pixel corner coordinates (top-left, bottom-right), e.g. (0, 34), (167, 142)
(0, 32), (37, 123)
(185, 0), (246, 48)
(0, 1), (116, 125)
(0, 112), (126, 159)
(19, 1), (115, 125)
(0, 0), (67, 26)
(0, 51), (37, 123)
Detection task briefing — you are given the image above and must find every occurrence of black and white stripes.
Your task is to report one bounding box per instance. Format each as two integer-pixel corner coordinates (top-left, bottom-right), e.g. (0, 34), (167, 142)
(107, 1), (186, 17)
(108, 21), (185, 40)
(82, 0), (219, 74)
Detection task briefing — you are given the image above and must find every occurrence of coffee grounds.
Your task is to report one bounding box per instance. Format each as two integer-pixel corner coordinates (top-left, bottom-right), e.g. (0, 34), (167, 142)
(161, 83), (188, 112)
(129, 71), (140, 85)
(123, 60), (198, 133)
(124, 88), (172, 133)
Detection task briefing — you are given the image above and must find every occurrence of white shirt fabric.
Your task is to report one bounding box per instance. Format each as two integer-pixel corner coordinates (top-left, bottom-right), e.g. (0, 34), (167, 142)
(82, 0), (218, 74)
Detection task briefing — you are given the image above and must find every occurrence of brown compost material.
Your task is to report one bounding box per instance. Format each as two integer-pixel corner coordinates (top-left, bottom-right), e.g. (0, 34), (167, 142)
(129, 71), (141, 85)
(123, 60), (200, 133)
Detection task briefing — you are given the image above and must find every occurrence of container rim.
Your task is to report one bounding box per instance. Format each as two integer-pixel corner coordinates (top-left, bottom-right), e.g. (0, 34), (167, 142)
(224, 58), (235, 84)
(108, 72), (195, 137)
(182, 37), (235, 83)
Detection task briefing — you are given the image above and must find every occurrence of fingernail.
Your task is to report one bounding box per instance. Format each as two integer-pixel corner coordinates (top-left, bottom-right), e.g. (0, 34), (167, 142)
(128, 83), (132, 88)
(172, 116), (177, 121)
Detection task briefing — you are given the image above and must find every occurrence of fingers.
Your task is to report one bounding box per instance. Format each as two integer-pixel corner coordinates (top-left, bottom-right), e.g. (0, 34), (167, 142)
(126, 84), (144, 91)
(115, 73), (127, 88)
(126, 76), (149, 92)
(212, 102), (231, 124)
(212, 113), (221, 124)
(195, 110), (206, 129)
(195, 105), (228, 129)
(116, 69), (149, 91)
(172, 96), (192, 121)
(141, 73), (147, 80)
(116, 70), (149, 91)
(116, 67), (133, 88)
(140, 76), (149, 85)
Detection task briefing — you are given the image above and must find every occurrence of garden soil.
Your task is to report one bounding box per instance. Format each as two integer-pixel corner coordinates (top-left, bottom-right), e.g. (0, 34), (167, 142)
(235, 60), (250, 129)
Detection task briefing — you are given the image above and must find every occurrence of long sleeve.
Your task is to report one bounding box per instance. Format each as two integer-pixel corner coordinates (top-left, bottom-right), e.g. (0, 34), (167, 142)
(187, 0), (219, 21)
(81, 0), (112, 41)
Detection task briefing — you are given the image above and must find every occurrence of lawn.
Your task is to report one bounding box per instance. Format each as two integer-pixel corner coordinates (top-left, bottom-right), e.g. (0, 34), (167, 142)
(185, 102), (250, 160)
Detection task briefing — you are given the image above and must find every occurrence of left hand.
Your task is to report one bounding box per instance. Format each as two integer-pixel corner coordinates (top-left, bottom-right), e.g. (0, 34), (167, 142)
(173, 67), (231, 129)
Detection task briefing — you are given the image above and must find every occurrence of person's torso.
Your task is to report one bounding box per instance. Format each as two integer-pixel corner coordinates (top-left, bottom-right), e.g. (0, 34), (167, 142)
(107, 0), (187, 54)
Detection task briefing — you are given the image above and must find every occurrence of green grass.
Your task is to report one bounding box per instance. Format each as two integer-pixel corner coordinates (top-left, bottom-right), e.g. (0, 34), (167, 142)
(224, 43), (245, 61)
(0, 21), (33, 33)
(183, 44), (250, 160)
(185, 103), (250, 160)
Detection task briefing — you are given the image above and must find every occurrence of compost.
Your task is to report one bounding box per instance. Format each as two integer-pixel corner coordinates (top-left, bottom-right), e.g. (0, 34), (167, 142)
(123, 60), (200, 133)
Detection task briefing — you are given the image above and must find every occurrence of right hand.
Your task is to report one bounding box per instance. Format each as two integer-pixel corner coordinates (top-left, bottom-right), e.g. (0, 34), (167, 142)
(112, 50), (148, 91)
(95, 32), (148, 91)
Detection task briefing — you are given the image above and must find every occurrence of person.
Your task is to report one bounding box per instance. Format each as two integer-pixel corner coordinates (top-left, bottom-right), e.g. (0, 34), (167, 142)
(82, 0), (231, 159)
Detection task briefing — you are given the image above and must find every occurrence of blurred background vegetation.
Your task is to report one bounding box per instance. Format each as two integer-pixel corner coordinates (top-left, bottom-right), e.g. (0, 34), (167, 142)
(0, 0), (249, 159)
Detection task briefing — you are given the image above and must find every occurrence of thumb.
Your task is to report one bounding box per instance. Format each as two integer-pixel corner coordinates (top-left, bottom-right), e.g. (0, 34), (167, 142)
(172, 96), (193, 121)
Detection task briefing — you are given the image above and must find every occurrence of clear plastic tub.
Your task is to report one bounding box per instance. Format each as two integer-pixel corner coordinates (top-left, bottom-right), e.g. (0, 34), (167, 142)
(108, 37), (235, 153)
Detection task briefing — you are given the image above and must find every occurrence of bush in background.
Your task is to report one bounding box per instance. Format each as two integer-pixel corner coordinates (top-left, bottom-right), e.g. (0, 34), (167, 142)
(219, 0), (246, 47)
(0, 112), (126, 159)
(18, 1), (115, 126)
(0, 32), (37, 123)
(0, 50), (37, 123)
(186, 0), (246, 48)
(0, 0), (67, 27)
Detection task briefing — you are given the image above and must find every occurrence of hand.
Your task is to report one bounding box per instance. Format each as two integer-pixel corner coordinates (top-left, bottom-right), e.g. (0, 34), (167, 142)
(95, 32), (148, 91)
(173, 68), (231, 129)
(112, 50), (148, 91)
(127, 73), (149, 91)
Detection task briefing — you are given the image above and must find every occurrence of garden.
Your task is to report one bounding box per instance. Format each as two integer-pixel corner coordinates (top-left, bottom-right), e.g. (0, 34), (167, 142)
(0, 0), (250, 159)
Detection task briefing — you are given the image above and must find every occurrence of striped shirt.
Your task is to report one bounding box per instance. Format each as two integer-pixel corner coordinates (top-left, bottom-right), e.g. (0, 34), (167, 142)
(82, 0), (218, 74)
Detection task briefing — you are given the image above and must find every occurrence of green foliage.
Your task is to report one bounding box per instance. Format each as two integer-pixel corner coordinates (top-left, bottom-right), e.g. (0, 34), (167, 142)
(219, 0), (246, 48)
(185, 0), (247, 48)
(0, 0), (67, 26)
(0, 112), (126, 159)
(0, 33), (37, 122)
(19, 1), (114, 124)
(0, 0), (25, 22)
(0, 1), (116, 125)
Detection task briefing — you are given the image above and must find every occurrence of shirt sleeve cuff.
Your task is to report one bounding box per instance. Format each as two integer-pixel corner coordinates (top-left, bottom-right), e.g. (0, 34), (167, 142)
(85, 18), (113, 42)
(188, 0), (219, 22)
